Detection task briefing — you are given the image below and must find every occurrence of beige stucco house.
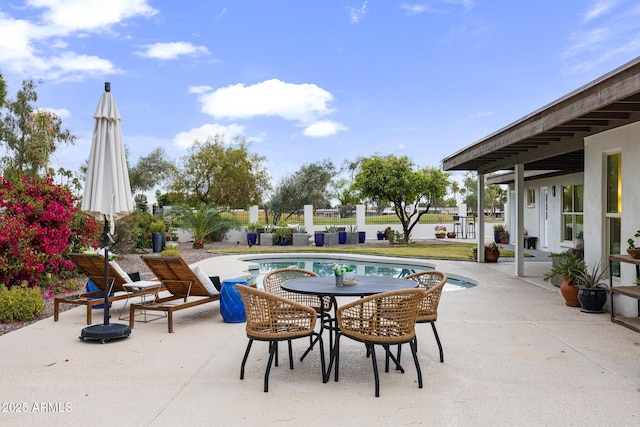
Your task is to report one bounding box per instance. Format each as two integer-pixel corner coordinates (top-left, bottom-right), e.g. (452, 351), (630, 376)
(442, 56), (640, 323)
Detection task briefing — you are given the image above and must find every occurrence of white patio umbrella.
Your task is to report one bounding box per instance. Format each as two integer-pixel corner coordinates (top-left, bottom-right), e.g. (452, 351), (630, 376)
(80, 82), (134, 343)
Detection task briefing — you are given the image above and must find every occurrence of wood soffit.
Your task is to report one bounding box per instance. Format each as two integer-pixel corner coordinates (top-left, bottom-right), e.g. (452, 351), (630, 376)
(442, 56), (640, 176)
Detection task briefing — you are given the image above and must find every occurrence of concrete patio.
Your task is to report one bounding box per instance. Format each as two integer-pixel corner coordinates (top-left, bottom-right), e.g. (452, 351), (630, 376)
(1, 254), (638, 426)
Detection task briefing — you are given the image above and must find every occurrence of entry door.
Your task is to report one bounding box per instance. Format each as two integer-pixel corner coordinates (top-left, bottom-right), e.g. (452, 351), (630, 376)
(539, 188), (548, 248)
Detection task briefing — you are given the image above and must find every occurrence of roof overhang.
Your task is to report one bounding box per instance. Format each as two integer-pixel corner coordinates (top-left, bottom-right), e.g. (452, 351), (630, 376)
(442, 56), (640, 175)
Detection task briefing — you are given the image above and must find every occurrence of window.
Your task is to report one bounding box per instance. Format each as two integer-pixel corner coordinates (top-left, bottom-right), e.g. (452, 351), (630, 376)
(527, 188), (536, 207)
(561, 185), (583, 242)
(606, 153), (622, 278)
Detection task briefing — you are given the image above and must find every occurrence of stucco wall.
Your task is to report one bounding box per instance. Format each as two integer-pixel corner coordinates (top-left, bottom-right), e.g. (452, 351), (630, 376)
(585, 121), (640, 316)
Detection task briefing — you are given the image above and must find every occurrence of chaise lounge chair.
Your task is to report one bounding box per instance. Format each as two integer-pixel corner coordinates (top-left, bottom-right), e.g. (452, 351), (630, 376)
(131, 256), (220, 333)
(54, 253), (146, 325)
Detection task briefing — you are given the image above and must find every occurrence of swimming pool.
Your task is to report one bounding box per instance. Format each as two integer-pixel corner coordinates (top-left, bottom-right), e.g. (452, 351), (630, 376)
(242, 255), (475, 292)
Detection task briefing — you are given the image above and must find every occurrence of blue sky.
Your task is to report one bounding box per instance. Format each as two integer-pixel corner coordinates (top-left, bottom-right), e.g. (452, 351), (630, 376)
(1, 0), (640, 200)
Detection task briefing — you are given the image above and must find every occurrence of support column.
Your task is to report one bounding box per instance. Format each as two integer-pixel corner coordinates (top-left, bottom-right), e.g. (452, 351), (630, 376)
(515, 164), (524, 276)
(477, 174), (485, 262)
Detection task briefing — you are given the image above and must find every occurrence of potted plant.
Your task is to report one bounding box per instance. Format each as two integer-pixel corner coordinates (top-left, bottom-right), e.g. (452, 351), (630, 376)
(447, 231), (457, 238)
(292, 225), (309, 246)
(627, 229), (640, 258)
(347, 225), (359, 244)
(275, 225), (292, 246)
(434, 225), (446, 239)
(471, 243), (501, 262)
(149, 219), (166, 253)
(493, 224), (505, 243)
(376, 230), (385, 240)
(260, 224), (276, 246)
(246, 222), (258, 247)
(575, 262), (608, 313)
(324, 224), (339, 246)
(165, 230), (179, 248)
(543, 250), (586, 307)
(500, 230), (510, 244)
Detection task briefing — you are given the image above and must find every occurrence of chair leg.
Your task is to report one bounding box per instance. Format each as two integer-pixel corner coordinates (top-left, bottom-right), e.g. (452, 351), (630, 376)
(240, 339), (254, 380)
(288, 339), (294, 369)
(332, 333), (342, 382)
(275, 341), (279, 367)
(409, 337), (423, 389)
(368, 343), (381, 397)
(394, 344), (403, 370)
(264, 341), (277, 392)
(314, 332), (327, 383)
(431, 322), (444, 363)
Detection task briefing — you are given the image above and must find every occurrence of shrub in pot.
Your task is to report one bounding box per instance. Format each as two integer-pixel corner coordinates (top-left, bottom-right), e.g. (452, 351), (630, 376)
(575, 262), (608, 313)
(543, 250), (586, 307)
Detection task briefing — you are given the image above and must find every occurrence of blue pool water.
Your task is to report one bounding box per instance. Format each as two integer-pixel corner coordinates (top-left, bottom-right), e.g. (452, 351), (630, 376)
(244, 256), (474, 292)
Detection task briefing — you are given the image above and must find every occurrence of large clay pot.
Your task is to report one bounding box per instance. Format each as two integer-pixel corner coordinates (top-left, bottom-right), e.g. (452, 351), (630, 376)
(560, 276), (581, 307)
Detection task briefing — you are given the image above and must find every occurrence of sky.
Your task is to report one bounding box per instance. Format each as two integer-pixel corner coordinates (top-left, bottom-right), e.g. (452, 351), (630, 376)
(1, 0), (640, 202)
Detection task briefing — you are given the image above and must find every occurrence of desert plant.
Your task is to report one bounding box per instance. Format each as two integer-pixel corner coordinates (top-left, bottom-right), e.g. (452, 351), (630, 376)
(325, 224), (339, 233)
(167, 203), (240, 249)
(575, 262), (608, 289)
(246, 222), (258, 233)
(493, 224), (505, 231)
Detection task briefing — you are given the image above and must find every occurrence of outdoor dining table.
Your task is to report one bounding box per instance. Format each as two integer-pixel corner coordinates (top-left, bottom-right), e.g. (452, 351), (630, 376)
(281, 275), (418, 382)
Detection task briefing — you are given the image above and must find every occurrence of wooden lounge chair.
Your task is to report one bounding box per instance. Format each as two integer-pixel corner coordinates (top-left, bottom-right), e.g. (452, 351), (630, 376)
(131, 256), (220, 333)
(54, 253), (145, 325)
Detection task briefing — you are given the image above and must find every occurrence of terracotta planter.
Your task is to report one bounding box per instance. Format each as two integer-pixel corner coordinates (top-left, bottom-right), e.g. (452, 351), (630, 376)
(485, 248), (500, 262)
(560, 276), (581, 307)
(627, 248), (640, 259)
(447, 232), (456, 238)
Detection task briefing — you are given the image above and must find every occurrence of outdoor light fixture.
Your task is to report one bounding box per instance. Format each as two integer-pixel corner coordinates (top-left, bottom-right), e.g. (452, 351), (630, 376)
(552, 185), (556, 197)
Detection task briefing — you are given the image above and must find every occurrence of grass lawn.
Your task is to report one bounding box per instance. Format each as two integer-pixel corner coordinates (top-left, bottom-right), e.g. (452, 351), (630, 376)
(212, 242), (521, 260)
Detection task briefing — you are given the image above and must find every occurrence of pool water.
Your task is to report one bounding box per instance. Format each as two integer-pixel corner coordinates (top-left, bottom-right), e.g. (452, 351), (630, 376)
(245, 257), (474, 292)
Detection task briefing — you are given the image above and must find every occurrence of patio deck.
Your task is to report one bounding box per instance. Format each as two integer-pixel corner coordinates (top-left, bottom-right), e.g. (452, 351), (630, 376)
(0, 254), (638, 426)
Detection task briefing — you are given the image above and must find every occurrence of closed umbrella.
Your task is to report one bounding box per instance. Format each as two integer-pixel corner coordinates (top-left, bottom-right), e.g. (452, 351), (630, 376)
(80, 82), (134, 343)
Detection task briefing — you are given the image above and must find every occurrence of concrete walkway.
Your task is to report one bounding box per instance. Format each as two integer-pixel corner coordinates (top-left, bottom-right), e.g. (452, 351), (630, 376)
(1, 253), (638, 426)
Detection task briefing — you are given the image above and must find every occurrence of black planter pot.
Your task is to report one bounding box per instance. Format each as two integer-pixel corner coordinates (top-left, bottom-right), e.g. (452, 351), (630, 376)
(151, 232), (164, 253)
(247, 232), (257, 247)
(358, 231), (366, 243)
(578, 288), (608, 313)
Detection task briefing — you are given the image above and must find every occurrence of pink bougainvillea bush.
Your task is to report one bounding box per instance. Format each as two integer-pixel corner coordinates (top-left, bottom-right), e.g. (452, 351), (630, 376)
(0, 174), (100, 289)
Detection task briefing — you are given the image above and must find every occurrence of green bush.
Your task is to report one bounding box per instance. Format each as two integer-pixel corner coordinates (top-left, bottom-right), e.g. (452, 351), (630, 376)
(0, 284), (44, 322)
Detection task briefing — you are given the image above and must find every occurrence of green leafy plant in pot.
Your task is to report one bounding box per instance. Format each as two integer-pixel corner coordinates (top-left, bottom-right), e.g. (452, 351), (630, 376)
(543, 250), (586, 307)
(575, 262), (608, 313)
(626, 229), (640, 259)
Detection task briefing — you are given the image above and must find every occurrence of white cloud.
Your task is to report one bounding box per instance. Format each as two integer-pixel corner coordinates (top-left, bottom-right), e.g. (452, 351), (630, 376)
(173, 123), (246, 149)
(37, 107), (71, 118)
(401, 4), (430, 15)
(347, 2), (368, 24)
(136, 42), (210, 60)
(189, 85), (213, 95)
(583, 0), (618, 23)
(303, 120), (348, 137)
(0, 1), (156, 81)
(195, 79), (335, 123)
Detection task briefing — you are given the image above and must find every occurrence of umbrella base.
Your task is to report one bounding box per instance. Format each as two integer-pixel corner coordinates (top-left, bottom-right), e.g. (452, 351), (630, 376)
(80, 323), (131, 343)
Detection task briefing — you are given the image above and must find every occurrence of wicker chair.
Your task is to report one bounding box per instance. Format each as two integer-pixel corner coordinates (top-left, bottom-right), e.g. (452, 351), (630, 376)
(334, 288), (426, 397)
(235, 285), (326, 392)
(404, 271), (447, 362)
(263, 268), (333, 361)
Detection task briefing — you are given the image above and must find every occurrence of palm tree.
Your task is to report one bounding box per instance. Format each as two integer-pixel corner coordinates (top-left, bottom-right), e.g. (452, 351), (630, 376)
(168, 203), (239, 249)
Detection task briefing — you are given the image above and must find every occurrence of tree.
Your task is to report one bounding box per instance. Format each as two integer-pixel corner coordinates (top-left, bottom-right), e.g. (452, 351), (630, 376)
(353, 155), (449, 243)
(129, 147), (176, 201)
(264, 159), (335, 225)
(461, 172), (506, 218)
(331, 177), (359, 217)
(0, 80), (75, 178)
(168, 135), (270, 207)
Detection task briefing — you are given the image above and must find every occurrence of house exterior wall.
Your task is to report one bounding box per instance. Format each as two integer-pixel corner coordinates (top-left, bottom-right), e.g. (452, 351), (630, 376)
(507, 172), (583, 253)
(585, 121), (640, 317)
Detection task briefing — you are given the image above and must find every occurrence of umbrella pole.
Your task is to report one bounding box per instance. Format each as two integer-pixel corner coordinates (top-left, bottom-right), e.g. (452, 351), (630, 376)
(79, 216), (131, 343)
(102, 218), (110, 326)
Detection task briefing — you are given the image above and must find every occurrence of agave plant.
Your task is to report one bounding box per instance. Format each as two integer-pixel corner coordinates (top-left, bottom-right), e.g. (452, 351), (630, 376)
(575, 262), (608, 289)
(168, 203), (239, 249)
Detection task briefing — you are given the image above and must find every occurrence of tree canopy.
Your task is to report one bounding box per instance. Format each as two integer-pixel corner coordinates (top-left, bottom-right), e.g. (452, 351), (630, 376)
(0, 80), (75, 178)
(168, 135), (270, 208)
(129, 147), (176, 200)
(265, 159), (335, 225)
(353, 154), (449, 243)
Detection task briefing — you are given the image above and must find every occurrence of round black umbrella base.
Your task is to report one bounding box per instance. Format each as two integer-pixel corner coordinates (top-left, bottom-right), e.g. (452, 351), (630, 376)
(80, 323), (131, 343)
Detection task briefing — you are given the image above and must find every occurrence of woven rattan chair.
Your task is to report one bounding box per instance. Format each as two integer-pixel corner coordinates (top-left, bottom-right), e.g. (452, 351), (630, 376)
(235, 285), (326, 392)
(334, 288), (426, 397)
(404, 271), (447, 362)
(263, 268), (332, 361)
